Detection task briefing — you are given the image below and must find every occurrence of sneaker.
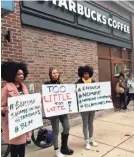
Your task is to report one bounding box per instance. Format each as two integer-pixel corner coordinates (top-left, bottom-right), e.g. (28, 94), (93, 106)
(85, 140), (91, 150)
(55, 149), (65, 157)
(90, 140), (98, 147)
(40, 141), (46, 145)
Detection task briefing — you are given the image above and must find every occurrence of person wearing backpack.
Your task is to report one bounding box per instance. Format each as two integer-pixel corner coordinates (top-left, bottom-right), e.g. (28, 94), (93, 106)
(76, 65), (98, 150)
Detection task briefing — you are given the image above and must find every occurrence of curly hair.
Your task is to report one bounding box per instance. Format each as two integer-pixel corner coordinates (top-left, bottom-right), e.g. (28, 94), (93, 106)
(78, 65), (94, 78)
(1, 61), (29, 82)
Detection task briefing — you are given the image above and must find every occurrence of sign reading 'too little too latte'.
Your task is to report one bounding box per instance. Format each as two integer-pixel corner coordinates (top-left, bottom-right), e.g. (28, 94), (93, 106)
(43, 0), (130, 34)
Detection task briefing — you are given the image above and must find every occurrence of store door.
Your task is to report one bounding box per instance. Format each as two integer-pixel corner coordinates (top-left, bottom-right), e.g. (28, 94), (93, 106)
(111, 60), (123, 107)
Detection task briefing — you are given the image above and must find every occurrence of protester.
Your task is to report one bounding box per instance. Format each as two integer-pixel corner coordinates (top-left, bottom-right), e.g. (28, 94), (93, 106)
(44, 67), (74, 157)
(127, 74), (134, 106)
(116, 73), (127, 110)
(76, 65), (98, 150)
(1, 61), (31, 157)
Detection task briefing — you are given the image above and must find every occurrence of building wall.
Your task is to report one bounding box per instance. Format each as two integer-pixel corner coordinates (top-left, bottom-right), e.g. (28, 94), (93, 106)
(1, 1), (23, 62)
(95, 1), (134, 74)
(1, 1), (134, 121)
(21, 26), (98, 91)
(94, 1), (131, 19)
(1, 1), (23, 87)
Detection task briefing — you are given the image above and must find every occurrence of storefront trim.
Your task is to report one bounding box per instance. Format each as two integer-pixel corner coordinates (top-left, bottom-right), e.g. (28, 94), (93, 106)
(20, 1), (132, 49)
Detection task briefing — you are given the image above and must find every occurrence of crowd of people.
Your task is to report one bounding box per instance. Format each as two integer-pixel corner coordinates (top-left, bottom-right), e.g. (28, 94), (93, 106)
(1, 61), (134, 157)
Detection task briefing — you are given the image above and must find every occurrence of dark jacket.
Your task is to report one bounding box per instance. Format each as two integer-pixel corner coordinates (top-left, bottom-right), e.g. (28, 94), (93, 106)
(44, 80), (61, 84)
(76, 78), (95, 84)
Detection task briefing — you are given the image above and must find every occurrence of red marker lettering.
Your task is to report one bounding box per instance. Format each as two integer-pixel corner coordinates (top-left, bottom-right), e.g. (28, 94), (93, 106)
(47, 108), (50, 112)
(66, 93), (72, 100)
(57, 106), (60, 111)
(43, 96), (50, 102)
(62, 94), (67, 101)
(49, 95), (52, 102)
(53, 94), (57, 102)
(47, 106), (66, 113)
(61, 106), (65, 110)
(57, 94), (62, 101)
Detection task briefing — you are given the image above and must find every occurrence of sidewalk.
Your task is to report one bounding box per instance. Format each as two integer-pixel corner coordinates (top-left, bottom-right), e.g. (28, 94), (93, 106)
(26, 104), (134, 157)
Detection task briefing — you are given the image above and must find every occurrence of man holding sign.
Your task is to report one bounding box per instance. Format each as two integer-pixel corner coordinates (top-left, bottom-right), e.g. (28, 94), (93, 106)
(43, 67), (74, 157)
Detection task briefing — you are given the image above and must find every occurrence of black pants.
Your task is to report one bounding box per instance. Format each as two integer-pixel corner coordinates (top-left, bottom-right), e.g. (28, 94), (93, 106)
(10, 144), (25, 157)
(119, 93), (127, 109)
(127, 93), (134, 106)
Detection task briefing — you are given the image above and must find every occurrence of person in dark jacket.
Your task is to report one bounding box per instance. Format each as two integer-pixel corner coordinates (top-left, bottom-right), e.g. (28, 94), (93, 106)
(76, 65), (98, 150)
(44, 67), (74, 157)
(116, 73), (127, 110)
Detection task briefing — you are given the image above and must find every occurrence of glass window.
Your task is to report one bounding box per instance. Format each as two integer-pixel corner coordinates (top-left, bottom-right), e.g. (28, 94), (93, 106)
(114, 63), (121, 77)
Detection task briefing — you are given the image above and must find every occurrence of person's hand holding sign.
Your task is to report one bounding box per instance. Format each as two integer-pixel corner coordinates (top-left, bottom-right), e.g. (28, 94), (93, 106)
(109, 95), (112, 100)
(1, 106), (8, 117)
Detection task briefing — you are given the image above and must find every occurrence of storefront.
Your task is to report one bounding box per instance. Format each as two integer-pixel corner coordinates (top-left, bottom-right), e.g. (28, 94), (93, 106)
(1, 1), (134, 109)
(20, 1), (132, 107)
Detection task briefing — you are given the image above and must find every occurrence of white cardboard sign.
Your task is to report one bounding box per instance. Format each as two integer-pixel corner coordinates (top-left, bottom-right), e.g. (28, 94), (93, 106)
(42, 84), (78, 117)
(8, 93), (43, 140)
(77, 82), (113, 112)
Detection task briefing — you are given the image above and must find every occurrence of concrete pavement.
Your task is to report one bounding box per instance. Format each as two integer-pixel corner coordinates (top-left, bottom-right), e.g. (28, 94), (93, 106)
(26, 104), (134, 157)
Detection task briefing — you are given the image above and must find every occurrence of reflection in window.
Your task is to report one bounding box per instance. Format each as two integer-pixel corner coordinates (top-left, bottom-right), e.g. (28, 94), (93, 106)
(114, 64), (121, 77)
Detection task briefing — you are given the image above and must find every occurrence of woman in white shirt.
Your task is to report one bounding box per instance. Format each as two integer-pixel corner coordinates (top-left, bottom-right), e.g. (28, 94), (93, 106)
(127, 74), (134, 106)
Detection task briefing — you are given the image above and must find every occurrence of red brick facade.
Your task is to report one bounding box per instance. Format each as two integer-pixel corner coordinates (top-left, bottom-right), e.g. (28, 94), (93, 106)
(21, 26), (98, 91)
(1, 1), (134, 118)
(1, 1), (23, 62)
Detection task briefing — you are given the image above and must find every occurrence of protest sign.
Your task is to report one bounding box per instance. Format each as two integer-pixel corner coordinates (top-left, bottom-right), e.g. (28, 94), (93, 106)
(8, 93), (43, 140)
(77, 82), (113, 112)
(42, 84), (78, 117)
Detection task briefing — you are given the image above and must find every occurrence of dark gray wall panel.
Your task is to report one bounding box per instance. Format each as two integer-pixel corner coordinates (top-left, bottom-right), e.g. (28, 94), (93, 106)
(77, 1), (111, 34)
(21, 1), (132, 49)
(22, 1), (75, 22)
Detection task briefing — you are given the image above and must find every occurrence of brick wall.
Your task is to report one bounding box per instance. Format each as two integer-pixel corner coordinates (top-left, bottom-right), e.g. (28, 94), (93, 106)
(22, 26), (98, 90)
(21, 26), (98, 119)
(1, 1), (133, 120)
(1, 1), (22, 62)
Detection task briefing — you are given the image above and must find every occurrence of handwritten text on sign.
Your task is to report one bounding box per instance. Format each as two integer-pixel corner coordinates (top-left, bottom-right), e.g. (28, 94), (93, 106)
(77, 82), (113, 112)
(42, 84), (78, 117)
(8, 93), (43, 140)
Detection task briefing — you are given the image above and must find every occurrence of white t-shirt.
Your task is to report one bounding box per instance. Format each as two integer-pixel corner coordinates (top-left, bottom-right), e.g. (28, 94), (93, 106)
(127, 79), (134, 93)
